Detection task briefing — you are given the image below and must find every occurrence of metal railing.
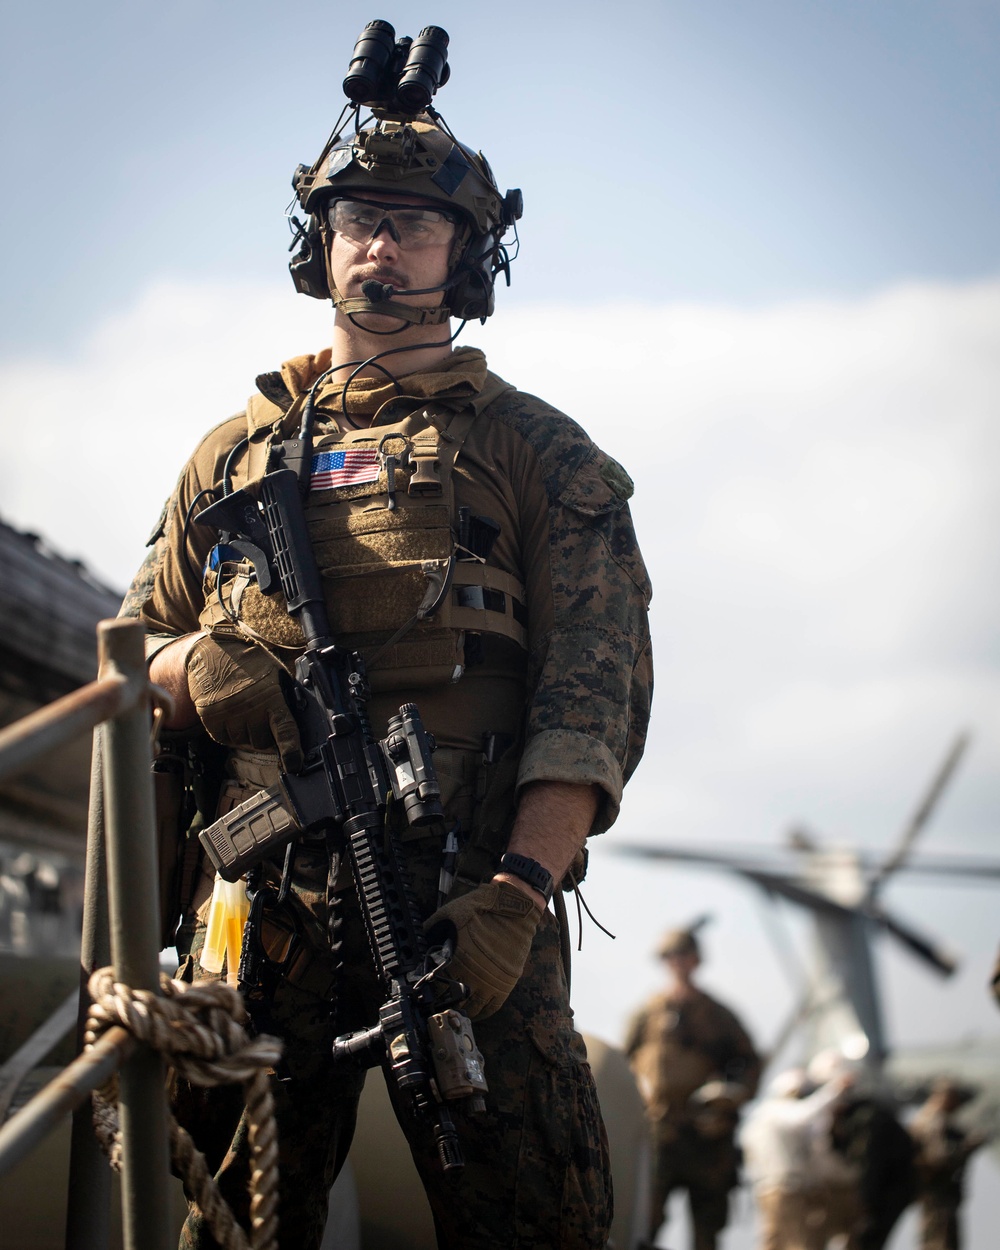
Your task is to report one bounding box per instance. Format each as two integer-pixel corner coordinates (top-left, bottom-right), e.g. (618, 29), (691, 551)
(0, 618), (174, 1250)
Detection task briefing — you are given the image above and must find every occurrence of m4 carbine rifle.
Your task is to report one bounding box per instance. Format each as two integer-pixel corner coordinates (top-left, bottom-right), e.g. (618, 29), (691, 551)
(194, 433), (486, 1172)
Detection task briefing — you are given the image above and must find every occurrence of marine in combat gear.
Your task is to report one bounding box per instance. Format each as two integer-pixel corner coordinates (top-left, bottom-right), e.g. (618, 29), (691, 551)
(624, 925), (761, 1250)
(121, 18), (652, 1250)
(909, 1077), (986, 1250)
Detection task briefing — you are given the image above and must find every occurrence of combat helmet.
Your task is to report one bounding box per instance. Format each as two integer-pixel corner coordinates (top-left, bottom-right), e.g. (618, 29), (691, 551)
(657, 913), (714, 961)
(657, 927), (701, 959)
(288, 20), (523, 326)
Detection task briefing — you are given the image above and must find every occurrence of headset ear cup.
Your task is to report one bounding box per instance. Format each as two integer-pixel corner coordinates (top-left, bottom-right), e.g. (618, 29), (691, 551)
(448, 231), (499, 322)
(289, 215), (331, 300)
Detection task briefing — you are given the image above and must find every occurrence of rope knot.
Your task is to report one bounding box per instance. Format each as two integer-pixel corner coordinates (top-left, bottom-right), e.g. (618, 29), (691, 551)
(85, 966), (282, 1250)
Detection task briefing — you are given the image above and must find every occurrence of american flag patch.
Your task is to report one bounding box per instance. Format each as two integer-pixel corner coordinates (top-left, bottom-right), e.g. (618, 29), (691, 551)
(310, 448), (380, 492)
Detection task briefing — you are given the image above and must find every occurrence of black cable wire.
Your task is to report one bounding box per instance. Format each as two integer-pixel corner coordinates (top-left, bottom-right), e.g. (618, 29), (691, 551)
(280, 324), (471, 441)
(573, 883), (616, 948)
(180, 486), (220, 585)
(221, 436), (250, 497)
(334, 320), (469, 417)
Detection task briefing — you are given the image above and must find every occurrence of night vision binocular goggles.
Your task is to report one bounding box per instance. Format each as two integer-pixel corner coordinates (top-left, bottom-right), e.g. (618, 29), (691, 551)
(343, 19), (450, 115)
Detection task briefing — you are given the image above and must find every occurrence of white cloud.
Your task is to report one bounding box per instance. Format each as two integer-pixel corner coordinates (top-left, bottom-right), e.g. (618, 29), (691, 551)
(478, 283), (1000, 841)
(3, 275), (999, 1049)
(0, 280), (332, 588)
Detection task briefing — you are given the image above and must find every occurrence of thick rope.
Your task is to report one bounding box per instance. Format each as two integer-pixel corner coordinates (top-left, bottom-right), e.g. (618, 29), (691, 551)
(85, 967), (283, 1250)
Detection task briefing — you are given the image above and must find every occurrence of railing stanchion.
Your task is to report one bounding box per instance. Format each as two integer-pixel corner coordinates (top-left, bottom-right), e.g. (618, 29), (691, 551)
(66, 726), (114, 1250)
(99, 618), (173, 1250)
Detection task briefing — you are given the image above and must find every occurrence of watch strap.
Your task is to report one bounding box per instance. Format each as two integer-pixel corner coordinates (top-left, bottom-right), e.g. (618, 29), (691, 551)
(499, 852), (554, 903)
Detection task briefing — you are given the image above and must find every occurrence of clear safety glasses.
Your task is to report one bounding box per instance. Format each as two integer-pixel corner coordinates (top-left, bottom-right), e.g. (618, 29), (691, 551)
(328, 197), (458, 250)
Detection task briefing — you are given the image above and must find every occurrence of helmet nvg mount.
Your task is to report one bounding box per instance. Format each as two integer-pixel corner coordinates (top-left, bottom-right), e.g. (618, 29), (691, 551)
(289, 19), (523, 326)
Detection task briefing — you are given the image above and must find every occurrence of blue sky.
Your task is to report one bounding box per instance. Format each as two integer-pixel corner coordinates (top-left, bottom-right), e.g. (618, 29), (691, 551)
(2, 0), (999, 350)
(2, 6), (1000, 1243)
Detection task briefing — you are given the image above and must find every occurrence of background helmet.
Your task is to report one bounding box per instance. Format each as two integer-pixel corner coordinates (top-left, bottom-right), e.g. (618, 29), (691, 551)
(657, 927), (702, 960)
(289, 114), (523, 323)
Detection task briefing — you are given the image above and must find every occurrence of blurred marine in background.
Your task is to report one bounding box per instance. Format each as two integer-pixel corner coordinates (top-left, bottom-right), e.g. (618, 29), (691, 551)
(741, 1065), (857, 1250)
(624, 924), (762, 1250)
(909, 1078), (986, 1250)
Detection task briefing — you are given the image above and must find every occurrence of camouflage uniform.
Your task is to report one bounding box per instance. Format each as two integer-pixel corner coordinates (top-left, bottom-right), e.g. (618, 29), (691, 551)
(623, 988), (760, 1250)
(910, 1090), (982, 1250)
(127, 345), (653, 1250)
(828, 1095), (916, 1250)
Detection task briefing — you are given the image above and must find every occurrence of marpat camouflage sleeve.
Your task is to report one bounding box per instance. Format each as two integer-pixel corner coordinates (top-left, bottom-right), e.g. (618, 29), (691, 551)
(486, 386), (653, 834)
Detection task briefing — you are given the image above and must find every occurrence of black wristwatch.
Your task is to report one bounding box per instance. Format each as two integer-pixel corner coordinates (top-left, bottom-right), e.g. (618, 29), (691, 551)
(499, 853), (554, 903)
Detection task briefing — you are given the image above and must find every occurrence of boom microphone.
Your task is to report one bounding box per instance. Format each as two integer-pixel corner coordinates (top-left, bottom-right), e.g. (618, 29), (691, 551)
(360, 279), (450, 303)
(361, 279), (395, 302)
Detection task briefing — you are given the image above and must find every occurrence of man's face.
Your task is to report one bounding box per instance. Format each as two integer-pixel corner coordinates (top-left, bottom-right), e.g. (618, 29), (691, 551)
(326, 191), (457, 315)
(663, 950), (700, 980)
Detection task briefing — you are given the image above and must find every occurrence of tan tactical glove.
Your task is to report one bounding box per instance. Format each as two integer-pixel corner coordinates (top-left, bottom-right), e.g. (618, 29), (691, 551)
(425, 881), (541, 1021)
(185, 635), (303, 771)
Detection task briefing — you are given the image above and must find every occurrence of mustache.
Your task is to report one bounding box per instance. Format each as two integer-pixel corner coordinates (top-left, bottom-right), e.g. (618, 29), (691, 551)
(358, 265), (408, 290)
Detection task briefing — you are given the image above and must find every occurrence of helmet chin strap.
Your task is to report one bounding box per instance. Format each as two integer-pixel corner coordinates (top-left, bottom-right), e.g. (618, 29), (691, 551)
(332, 286), (453, 327)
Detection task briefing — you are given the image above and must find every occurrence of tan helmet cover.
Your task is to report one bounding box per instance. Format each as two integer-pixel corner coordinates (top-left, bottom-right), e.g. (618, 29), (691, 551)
(297, 116), (503, 234)
(657, 927), (702, 959)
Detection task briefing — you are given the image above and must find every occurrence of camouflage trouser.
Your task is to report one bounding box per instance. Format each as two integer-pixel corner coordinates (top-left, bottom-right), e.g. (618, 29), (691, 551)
(648, 1126), (738, 1250)
(756, 1186), (850, 1250)
(172, 837), (612, 1250)
(918, 1197), (960, 1250)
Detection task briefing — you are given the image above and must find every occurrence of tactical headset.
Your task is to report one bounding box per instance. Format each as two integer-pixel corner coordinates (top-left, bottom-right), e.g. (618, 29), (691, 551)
(288, 20), (522, 327)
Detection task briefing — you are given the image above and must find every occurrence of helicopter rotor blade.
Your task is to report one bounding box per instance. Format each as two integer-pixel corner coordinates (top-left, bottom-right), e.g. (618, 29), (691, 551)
(737, 868), (857, 918)
(866, 907), (958, 977)
(614, 844), (859, 916)
(611, 842), (773, 869)
(868, 732), (971, 897)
